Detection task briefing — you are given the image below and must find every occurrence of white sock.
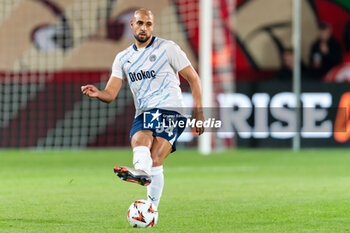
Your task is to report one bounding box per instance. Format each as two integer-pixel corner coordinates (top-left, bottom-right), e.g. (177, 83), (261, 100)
(147, 166), (164, 208)
(133, 146), (152, 175)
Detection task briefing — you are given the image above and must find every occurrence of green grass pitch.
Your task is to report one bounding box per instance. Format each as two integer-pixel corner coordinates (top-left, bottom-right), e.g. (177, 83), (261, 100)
(1, 149), (350, 232)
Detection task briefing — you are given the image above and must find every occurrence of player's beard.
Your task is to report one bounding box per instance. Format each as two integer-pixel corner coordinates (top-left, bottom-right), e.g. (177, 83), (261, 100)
(134, 33), (151, 43)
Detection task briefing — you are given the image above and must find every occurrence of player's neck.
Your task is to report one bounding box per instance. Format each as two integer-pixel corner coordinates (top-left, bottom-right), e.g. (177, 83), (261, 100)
(134, 36), (153, 49)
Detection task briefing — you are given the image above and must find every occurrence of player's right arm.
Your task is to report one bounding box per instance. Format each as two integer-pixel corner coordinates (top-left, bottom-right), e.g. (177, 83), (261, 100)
(81, 76), (122, 103)
(82, 51), (125, 103)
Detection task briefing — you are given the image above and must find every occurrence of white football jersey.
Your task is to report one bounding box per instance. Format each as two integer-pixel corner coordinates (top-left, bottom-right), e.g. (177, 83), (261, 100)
(111, 36), (191, 117)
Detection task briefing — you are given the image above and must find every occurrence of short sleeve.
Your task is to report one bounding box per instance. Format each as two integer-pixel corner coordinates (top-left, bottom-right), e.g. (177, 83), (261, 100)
(166, 42), (191, 72)
(111, 53), (124, 79)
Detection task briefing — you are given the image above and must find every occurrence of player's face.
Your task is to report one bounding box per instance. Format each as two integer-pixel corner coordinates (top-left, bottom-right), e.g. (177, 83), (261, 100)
(319, 28), (331, 41)
(131, 13), (154, 43)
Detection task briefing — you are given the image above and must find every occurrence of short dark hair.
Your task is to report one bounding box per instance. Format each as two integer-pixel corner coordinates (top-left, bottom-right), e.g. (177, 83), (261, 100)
(319, 22), (330, 30)
(283, 48), (293, 53)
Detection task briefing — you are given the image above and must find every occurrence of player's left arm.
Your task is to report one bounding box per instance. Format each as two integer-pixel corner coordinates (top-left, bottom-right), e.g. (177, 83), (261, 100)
(179, 65), (204, 135)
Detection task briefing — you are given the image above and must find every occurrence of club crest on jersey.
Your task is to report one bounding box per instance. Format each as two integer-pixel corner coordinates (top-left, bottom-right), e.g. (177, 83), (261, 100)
(149, 54), (157, 62)
(129, 70), (156, 82)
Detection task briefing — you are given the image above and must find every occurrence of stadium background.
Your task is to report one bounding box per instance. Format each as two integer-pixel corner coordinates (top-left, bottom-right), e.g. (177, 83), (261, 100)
(2, 1), (350, 232)
(1, 0), (350, 149)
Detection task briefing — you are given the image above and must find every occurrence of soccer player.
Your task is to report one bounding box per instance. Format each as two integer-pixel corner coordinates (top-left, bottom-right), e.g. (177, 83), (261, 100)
(81, 8), (204, 208)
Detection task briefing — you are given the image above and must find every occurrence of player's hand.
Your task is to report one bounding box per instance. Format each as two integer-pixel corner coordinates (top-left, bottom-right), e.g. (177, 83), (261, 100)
(194, 107), (205, 136)
(81, 85), (99, 98)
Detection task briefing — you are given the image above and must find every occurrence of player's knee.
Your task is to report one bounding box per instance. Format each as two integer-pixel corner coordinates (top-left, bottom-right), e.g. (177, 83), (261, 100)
(132, 138), (146, 147)
(131, 133), (153, 148)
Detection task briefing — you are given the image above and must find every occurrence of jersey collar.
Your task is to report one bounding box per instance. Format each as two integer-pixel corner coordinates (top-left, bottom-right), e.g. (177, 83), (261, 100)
(132, 36), (156, 51)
